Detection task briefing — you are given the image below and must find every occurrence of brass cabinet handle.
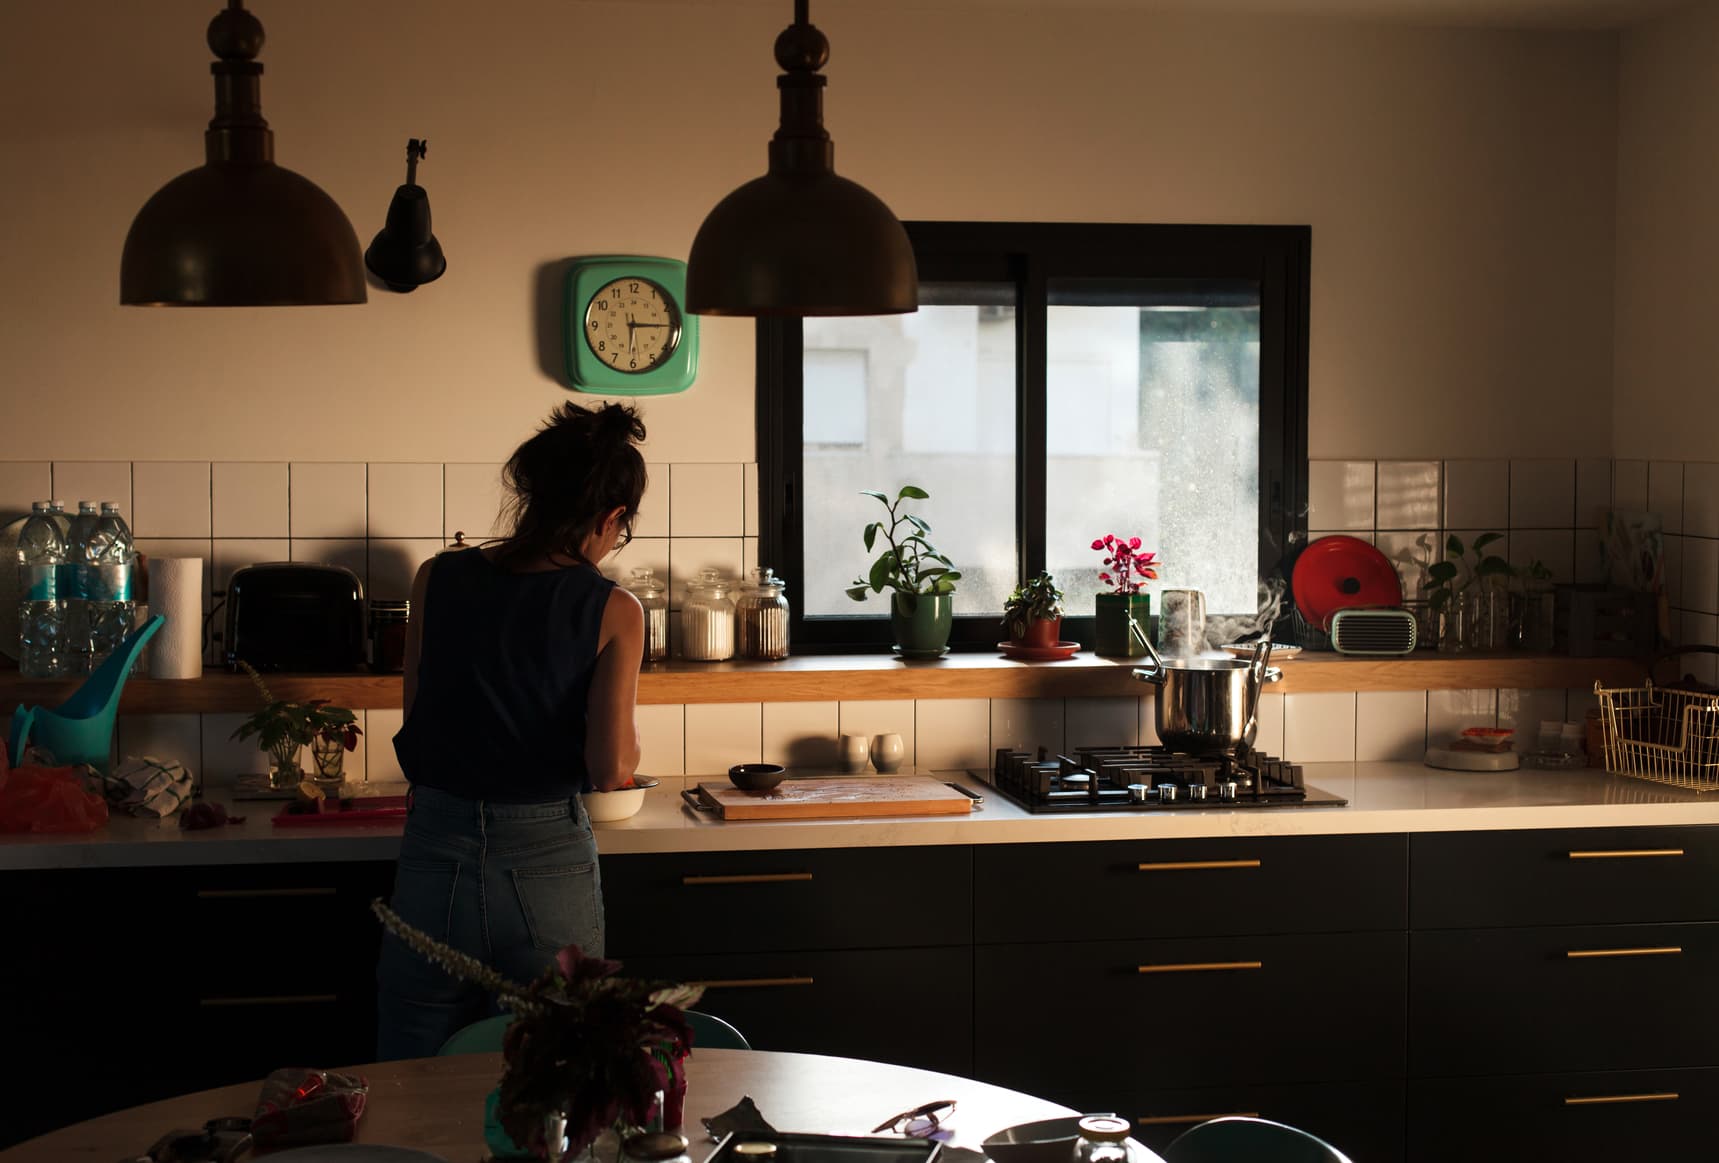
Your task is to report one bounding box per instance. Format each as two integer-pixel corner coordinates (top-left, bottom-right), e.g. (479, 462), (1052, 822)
(680, 873), (813, 886)
(1565, 1092), (1679, 1106)
(199, 994), (339, 1007)
(196, 887), (338, 899)
(1137, 859), (1262, 872)
(1136, 1112), (1261, 1126)
(1567, 849), (1685, 860)
(1137, 961), (1263, 974)
(687, 976), (814, 989)
(1566, 946), (1683, 959)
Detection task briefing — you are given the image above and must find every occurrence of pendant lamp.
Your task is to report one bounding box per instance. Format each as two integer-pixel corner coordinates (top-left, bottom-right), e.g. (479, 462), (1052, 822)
(685, 0), (916, 317)
(365, 139), (446, 293)
(120, 0), (366, 307)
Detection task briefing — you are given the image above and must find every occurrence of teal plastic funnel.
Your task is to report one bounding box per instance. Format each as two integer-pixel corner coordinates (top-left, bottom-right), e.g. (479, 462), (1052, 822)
(10, 615), (164, 773)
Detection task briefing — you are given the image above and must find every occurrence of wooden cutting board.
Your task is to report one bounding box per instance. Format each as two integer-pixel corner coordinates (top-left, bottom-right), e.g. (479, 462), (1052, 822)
(692, 776), (974, 820)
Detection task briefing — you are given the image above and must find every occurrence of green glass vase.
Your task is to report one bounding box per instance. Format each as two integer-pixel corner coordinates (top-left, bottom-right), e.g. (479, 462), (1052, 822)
(891, 592), (954, 659)
(1093, 592), (1151, 658)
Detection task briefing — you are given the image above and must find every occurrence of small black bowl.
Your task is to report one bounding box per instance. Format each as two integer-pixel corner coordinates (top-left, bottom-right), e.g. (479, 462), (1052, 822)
(728, 763), (788, 791)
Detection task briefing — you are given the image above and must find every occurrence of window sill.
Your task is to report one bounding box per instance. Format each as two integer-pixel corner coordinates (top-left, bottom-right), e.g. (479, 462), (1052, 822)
(0, 652), (1650, 715)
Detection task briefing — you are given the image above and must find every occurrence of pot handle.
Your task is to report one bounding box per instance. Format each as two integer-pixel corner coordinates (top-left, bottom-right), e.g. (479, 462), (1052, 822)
(1130, 615), (1167, 684)
(1261, 665), (1284, 684)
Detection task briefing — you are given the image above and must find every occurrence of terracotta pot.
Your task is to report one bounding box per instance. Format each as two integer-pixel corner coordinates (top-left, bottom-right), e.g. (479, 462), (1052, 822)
(1012, 616), (1063, 649)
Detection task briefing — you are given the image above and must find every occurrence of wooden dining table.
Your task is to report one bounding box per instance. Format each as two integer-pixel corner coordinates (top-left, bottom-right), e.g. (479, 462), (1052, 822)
(0, 1049), (1165, 1163)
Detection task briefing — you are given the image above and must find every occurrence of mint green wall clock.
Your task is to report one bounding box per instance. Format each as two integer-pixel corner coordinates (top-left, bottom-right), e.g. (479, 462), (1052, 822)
(563, 255), (699, 395)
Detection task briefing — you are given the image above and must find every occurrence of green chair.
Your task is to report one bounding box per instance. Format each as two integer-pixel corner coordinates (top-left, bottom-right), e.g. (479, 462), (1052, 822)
(437, 1008), (751, 1056)
(1164, 1117), (1353, 1163)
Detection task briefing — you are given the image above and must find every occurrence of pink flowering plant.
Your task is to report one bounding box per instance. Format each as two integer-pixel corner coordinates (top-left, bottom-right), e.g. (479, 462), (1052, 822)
(1091, 534), (1159, 594)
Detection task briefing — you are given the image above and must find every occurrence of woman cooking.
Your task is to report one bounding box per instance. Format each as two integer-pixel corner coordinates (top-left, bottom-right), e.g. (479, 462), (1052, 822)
(376, 401), (647, 1059)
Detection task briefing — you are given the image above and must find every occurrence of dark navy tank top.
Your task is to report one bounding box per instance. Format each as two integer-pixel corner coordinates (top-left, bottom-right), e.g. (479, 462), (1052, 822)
(393, 548), (616, 801)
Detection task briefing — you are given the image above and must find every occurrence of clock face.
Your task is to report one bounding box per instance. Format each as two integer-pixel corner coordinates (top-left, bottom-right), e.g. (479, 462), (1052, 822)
(583, 276), (682, 374)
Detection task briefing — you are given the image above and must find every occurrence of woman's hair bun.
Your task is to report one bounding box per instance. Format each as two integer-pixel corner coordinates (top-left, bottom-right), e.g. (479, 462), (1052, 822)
(591, 401), (646, 446)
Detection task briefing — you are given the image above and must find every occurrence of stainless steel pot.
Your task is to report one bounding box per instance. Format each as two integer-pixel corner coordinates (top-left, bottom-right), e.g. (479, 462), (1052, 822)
(1131, 632), (1281, 754)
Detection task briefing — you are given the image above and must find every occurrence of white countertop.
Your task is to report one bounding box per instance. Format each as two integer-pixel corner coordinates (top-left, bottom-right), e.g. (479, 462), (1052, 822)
(6, 764), (1719, 870)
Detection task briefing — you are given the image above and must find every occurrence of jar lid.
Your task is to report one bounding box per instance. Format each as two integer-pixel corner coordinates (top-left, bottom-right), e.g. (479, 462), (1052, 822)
(742, 566), (786, 593)
(687, 567), (732, 596)
(733, 1144), (777, 1159)
(1076, 1116), (1131, 1142)
(621, 1133), (689, 1162)
(624, 567), (665, 598)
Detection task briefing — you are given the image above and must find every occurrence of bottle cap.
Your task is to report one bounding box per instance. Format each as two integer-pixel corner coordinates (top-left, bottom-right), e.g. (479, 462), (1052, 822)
(100, 501), (120, 513)
(621, 1132), (690, 1161)
(31, 501), (48, 512)
(1076, 1116), (1131, 1142)
(79, 501), (98, 513)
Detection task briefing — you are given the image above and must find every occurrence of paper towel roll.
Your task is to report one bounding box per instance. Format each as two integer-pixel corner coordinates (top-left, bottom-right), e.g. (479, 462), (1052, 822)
(149, 557), (204, 679)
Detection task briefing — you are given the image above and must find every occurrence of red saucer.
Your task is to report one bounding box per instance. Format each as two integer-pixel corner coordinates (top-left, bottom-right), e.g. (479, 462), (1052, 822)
(998, 640), (1081, 661)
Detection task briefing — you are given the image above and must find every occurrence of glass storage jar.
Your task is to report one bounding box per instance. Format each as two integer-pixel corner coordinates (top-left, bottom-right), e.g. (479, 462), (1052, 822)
(735, 567), (791, 660)
(369, 599), (410, 673)
(624, 567), (669, 663)
(681, 569), (736, 661)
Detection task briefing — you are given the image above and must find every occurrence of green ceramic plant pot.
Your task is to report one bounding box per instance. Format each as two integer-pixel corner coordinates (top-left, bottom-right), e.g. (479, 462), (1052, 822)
(1093, 592), (1151, 658)
(891, 592), (954, 658)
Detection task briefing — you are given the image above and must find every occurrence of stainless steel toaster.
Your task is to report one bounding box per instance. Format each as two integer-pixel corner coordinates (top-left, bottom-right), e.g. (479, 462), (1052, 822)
(224, 562), (366, 672)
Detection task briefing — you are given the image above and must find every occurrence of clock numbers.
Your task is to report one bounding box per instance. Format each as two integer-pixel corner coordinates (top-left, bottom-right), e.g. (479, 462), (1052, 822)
(582, 275), (682, 375)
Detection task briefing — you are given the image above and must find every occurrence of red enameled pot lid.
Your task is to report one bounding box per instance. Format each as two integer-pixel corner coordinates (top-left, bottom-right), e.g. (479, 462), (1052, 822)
(1291, 535), (1404, 630)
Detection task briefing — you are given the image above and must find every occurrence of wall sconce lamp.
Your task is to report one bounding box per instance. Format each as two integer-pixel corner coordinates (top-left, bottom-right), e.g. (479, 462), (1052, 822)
(365, 139), (446, 293)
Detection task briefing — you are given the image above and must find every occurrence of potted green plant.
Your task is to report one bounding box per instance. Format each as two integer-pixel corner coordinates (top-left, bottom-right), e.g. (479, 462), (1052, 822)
(846, 486), (960, 658)
(1426, 533), (1511, 653)
(1003, 571), (1065, 649)
(1091, 534), (1158, 657)
(231, 662), (362, 791)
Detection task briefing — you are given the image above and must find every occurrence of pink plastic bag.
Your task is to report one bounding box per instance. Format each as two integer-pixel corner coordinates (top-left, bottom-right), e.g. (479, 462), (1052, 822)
(0, 764), (108, 833)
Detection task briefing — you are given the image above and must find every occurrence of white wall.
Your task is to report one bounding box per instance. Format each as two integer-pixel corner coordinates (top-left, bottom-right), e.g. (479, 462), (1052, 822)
(1614, 0), (1719, 463)
(0, 0), (1619, 463)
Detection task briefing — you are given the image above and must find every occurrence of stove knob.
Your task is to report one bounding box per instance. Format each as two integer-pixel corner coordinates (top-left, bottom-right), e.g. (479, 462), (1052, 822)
(1218, 780), (1239, 802)
(1156, 783), (1179, 803)
(1127, 783), (1151, 804)
(1186, 783), (1209, 802)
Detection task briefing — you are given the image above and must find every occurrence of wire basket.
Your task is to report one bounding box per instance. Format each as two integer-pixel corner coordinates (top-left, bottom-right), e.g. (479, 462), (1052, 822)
(1593, 680), (1719, 791)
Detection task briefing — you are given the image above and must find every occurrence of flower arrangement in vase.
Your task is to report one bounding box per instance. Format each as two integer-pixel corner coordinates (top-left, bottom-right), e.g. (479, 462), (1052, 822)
(230, 662), (362, 792)
(1091, 534), (1159, 658)
(373, 900), (702, 1161)
(846, 486), (961, 659)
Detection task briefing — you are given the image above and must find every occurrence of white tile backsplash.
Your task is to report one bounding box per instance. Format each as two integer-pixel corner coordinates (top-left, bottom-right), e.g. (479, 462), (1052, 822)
(1442, 460), (1508, 531)
(1254, 693), (1286, 757)
(636, 703), (686, 777)
(53, 461), (131, 514)
(201, 712), (273, 782)
(290, 539), (368, 591)
(1376, 530), (1438, 600)
(1576, 459), (1611, 529)
(212, 462), (289, 538)
(1684, 462), (1719, 540)
(915, 699), (991, 772)
(1065, 697), (1141, 750)
(990, 698), (1064, 759)
(116, 713), (202, 779)
(1375, 461), (1441, 530)
(1355, 691), (1426, 762)
(369, 539), (444, 602)
(744, 463), (760, 537)
(1497, 689), (1570, 740)
(1613, 459), (1648, 511)
(365, 708), (406, 783)
(1649, 461), (1684, 533)
(1509, 529), (1575, 584)
(1284, 692), (1356, 762)
(443, 463), (507, 540)
(1508, 459), (1573, 530)
(290, 463), (366, 538)
(132, 462), (211, 538)
(1682, 537), (1719, 614)
(669, 537), (745, 609)
(1677, 616), (1719, 686)
(0, 462), (50, 522)
(1664, 535), (1685, 609)
(1427, 688), (1498, 741)
(685, 702), (761, 773)
(634, 463), (668, 539)
(602, 537), (671, 596)
(670, 463), (745, 536)
(763, 700), (839, 769)
(1308, 460), (1374, 531)
(212, 539), (289, 594)
(367, 463), (443, 539)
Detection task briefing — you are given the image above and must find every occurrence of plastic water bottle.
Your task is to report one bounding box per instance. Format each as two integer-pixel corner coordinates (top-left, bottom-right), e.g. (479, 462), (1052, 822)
(17, 501), (66, 678)
(63, 501), (102, 675)
(89, 502), (136, 672)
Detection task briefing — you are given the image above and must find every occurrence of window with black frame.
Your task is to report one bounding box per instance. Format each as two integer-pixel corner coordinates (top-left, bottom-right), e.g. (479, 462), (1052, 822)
(757, 222), (1309, 652)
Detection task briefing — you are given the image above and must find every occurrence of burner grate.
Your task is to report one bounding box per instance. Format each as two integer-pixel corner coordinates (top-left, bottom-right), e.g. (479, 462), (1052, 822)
(982, 745), (1345, 812)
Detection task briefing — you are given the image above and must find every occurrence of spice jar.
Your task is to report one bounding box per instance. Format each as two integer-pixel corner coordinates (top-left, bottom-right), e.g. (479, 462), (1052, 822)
(735, 567), (791, 660)
(624, 567), (669, 663)
(1074, 1116), (1136, 1163)
(681, 569), (736, 661)
(369, 600), (410, 673)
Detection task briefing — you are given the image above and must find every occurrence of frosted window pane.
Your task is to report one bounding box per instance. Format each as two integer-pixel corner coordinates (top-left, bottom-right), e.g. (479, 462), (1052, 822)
(804, 350), (868, 446)
(802, 297), (1018, 618)
(1045, 295), (1261, 616)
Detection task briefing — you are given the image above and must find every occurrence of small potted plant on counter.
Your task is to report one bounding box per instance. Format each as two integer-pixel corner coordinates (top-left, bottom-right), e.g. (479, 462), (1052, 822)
(1002, 571), (1066, 655)
(231, 661), (362, 792)
(1092, 533), (1159, 658)
(847, 485), (960, 659)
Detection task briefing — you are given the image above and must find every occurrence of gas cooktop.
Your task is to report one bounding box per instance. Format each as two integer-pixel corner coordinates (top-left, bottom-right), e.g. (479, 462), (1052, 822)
(981, 745), (1347, 812)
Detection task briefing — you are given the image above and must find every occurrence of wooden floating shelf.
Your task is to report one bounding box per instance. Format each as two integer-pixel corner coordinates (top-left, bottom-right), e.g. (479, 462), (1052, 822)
(0, 652), (1653, 714)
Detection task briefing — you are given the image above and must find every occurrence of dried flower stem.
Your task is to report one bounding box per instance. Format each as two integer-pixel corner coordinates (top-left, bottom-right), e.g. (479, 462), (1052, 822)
(372, 898), (542, 1014)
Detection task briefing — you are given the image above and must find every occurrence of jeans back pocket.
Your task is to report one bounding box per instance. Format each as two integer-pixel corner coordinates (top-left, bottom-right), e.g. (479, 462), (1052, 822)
(511, 861), (603, 956)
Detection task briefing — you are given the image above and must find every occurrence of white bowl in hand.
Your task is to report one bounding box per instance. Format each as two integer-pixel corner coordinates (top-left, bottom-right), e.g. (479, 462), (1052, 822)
(583, 775), (659, 822)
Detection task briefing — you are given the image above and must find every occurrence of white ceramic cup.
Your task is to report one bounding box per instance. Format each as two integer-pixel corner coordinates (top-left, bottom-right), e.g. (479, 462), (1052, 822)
(840, 734), (872, 773)
(870, 733), (905, 774)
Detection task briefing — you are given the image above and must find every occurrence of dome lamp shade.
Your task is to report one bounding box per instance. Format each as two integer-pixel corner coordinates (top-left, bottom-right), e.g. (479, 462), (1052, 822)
(365, 139), (446, 294)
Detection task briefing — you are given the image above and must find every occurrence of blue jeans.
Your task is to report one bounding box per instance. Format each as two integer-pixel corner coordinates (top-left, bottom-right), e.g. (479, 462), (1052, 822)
(375, 785), (604, 1060)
